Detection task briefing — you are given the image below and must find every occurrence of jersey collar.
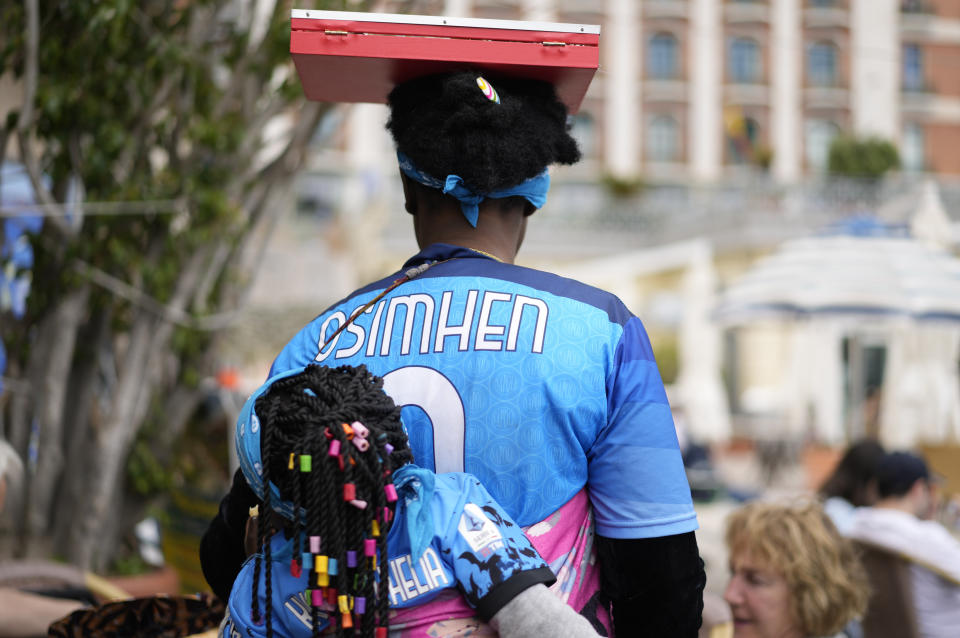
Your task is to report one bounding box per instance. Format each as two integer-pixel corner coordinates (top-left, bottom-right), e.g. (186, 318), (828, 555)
(402, 243), (501, 268)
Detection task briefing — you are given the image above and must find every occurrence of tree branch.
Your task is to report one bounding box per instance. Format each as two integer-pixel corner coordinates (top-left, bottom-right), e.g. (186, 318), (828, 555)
(16, 0), (71, 236)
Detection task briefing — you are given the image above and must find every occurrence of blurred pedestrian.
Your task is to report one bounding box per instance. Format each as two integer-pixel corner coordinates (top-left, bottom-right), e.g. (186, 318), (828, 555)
(848, 451), (960, 638)
(0, 439), (86, 638)
(818, 439), (886, 534)
(722, 500), (869, 638)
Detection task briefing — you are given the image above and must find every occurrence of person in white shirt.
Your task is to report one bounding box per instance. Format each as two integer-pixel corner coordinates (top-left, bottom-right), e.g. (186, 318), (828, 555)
(848, 451), (960, 638)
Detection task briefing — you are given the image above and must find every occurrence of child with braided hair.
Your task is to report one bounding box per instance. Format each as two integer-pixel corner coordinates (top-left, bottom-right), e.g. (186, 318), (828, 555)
(221, 364), (600, 638)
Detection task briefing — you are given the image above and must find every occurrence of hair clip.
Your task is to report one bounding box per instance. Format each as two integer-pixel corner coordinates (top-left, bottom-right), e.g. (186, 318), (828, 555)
(476, 76), (501, 104)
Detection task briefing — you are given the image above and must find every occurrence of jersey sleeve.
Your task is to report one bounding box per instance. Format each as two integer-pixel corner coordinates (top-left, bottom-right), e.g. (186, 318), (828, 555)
(588, 316), (699, 539)
(439, 474), (557, 621)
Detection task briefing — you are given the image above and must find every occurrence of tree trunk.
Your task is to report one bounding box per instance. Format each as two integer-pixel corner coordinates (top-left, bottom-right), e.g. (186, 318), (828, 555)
(52, 308), (112, 550)
(22, 286), (89, 554)
(69, 248), (209, 570)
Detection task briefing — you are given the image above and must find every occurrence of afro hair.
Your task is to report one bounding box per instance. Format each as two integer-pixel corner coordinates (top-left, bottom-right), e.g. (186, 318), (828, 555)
(386, 71), (581, 193)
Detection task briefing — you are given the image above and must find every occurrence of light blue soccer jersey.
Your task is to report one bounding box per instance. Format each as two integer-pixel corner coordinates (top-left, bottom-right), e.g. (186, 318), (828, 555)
(222, 469), (554, 638)
(270, 243), (697, 539)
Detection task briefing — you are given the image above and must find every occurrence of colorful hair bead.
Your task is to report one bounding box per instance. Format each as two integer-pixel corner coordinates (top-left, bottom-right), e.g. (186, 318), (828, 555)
(376, 627), (388, 638)
(299, 454), (312, 472)
(351, 421), (369, 439)
(384, 443), (394, 456)
(290, 558), (302, 578)
(288, 452), (295, 470)
(328, 558), (338, 576)
(338, 595), (351, 614)
(364, 538), (376, 557)
(342, 423), (354, 439)
(343, 483), (356, 501)
(371, 519), (380, 537)
(316, 555), (329, 573)
(350, 499), (368, 510)
(310, 536), (321, 553)
(346, 551), (357, 568)
(311, 589), (323, 607)
(326, 588), (338, 606)
(352, 437), (370, 452)
(302, 553), (313, 571)
(316, 572), (329, 587)
(328, 439), (341, 457)
(341, 613), (353, 629)
(384, 483), (398, 503)
(355, 597), (366, 615)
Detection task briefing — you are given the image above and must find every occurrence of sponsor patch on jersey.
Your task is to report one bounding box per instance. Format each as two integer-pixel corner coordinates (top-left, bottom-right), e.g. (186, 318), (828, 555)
(457, 503), (504, 555)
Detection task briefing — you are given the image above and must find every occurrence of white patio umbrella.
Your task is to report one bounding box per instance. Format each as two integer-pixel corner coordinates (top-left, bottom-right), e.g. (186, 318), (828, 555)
(714, 214), (960, 446)
(713, 225), (960, 324)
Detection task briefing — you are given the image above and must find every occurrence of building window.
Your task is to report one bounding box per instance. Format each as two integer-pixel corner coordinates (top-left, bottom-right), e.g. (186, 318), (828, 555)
(902, 122), (925, 172)
(648, 32), (680, 80)
(647, 115), (680, 162)
(901, 0), (931, 14)
(729, 37), (761, 84)
(903, 44), (924, 92)
(807, 41), (838, 86)
(804, 119), (840, 171)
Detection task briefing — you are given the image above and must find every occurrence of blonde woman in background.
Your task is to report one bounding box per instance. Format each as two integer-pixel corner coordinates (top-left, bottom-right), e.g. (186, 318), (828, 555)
(716, 501), (869, 638)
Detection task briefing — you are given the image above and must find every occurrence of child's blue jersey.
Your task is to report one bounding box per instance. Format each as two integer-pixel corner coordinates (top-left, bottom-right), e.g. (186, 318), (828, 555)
(271, 243), (697, 539)
(222, 470), (555, 637)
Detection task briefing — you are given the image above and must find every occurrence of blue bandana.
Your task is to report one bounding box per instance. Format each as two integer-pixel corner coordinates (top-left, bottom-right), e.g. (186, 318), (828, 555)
(397, 151), (550, 227)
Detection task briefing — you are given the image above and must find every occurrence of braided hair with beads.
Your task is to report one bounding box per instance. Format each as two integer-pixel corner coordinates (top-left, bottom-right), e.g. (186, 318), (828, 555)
(249, 364), (412, 638)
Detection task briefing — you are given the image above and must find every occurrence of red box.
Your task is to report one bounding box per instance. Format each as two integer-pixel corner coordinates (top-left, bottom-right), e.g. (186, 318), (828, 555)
(290, 10), (600, 113)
